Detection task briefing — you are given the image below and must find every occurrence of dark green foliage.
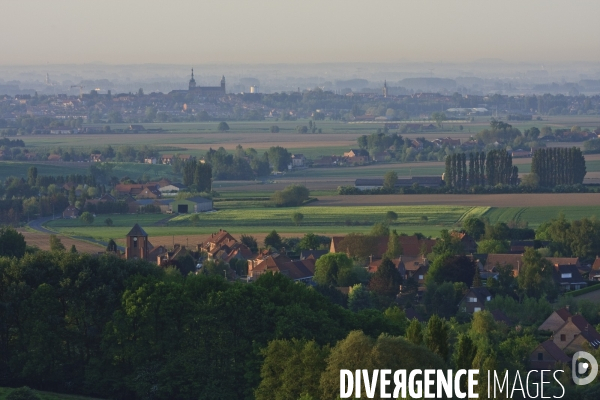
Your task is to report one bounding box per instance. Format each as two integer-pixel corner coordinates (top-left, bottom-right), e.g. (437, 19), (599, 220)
(6, 387), (41, 400)
(48, 234), (65, 252)
(240, 234), (258, 252)
(427, 254), (476, 287)
(297, 233), (320, 250)
(267, 146), (292, 172)
(255, 339), (329, 400)
(0, 226), (26, 258)
(462, 216), (485, 240)
(537, 215), (600, 258)
(217, 121), (230, 131)
(405, 319), (423, 345)
(531, 147), (586, 187)
(383, 171), (397, 189)
(271, 185), (309, 207)
(264, 230), (282, 249)
(425, 315), (449, 361)
(446, 149), (517, 189)
(368, 256), (402, 298)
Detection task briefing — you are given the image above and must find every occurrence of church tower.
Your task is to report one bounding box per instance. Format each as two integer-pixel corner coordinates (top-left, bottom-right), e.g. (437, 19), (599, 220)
(125, 223), (150, 260)
(189, 68), (196, 90)
(383, 80), (388, 98)
(220, 75), (226, 93)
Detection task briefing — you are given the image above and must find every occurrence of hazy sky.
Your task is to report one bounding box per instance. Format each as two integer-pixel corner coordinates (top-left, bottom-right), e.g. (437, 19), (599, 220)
(2, 0), (600, 65)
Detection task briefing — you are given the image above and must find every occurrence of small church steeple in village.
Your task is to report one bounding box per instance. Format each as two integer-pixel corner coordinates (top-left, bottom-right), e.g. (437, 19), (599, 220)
(189, 68), (196, 90)
(383, 80), (388, 98)
(125, 223), (150, 260)
(221, 75), (226, 91)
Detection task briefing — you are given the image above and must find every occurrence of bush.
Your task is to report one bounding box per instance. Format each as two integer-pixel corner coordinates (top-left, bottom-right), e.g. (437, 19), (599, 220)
(7, 387), (41, 400)
(271, 185), (310, 207)
(217, 121), (230, 132)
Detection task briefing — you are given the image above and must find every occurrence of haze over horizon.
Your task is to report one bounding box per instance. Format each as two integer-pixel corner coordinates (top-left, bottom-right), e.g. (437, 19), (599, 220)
(3, 0), (600, 65)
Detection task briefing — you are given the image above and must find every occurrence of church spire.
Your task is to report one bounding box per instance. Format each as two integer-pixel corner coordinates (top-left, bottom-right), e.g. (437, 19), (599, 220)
(189, 67), (196, 90)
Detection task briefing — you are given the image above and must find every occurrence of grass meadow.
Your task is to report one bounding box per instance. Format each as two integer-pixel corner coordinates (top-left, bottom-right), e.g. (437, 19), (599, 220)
(43, 204), (600, 244)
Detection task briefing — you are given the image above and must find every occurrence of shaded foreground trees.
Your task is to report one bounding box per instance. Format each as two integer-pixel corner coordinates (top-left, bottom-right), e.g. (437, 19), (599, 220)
(0, 252), (408, 399)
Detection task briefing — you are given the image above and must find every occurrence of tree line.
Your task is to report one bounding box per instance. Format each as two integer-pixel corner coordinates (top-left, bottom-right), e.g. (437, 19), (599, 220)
(444, 149), (518, 189)
(531, 147), (586, 187)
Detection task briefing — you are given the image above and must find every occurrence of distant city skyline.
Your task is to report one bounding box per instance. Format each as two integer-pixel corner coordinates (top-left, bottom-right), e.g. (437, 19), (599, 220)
(2, 0), (600, 65)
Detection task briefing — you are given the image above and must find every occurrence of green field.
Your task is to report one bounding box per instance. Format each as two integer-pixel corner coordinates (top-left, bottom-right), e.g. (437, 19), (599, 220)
(43, 204), (600, 244)
(0, 161), (176, 182)
(482, 206), (600, 228)
(45, 205), (485, 242)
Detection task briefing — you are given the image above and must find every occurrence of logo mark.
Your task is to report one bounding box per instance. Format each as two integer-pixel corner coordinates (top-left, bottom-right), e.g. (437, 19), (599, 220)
(572, 351), (598, 386)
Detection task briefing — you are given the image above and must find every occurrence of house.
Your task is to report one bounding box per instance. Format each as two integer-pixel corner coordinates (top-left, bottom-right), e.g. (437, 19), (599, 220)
(159, 183), (187, 196)
(299, 250), (328, 261)
(552, 314), (600, 353)
(343, 149), (370, 161)
(411, 139), (424, 150)
(160, 155), (174, 165)
(248, 253), (316, 283)
(459, 287), (492, 314)
(200, 230), (253, 262)
(47, 154), (62, 161)
(136, 188), (161, 199)
(538, 308), (572, 332)
(115, 183), (160, 197)
(552, 265), (587, 292)
(129, 125), (145, 132)
(432, 137), (461, 147)
(170, 196), (213, 213)
(329, 235), (436, 259)
(367, 257), (407, 277)
(90, 153), (103, 162)
(482, 254), (581, 277)
(62, 205), (79, 219)
(144, 157), (157, 164)
(529, 340), (571, 371)
(591, 257), (600, 281)
(451, 231), (477, 253)
(290, 154), (306, 168)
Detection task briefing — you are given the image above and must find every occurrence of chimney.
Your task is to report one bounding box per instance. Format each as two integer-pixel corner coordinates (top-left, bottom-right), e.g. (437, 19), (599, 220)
(369, 255), (373, 263)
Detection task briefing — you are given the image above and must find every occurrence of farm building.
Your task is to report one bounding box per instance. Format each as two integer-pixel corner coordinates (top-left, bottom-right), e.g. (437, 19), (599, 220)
(62, 205), (80, 219)
(170, 196), (213, 213)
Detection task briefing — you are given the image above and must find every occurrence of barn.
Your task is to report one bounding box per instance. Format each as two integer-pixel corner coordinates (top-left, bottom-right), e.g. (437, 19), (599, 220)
(169, 196), (213, 214)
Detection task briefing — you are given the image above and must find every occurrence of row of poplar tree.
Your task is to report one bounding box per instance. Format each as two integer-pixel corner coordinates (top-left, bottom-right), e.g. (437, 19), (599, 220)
(444, 149), (519, 189)
(531, 147), (586, 187)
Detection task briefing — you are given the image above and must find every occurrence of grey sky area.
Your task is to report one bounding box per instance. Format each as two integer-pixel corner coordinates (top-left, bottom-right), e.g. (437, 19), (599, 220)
(1, 0), (599, 95)
(3, 0), (600, 65)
